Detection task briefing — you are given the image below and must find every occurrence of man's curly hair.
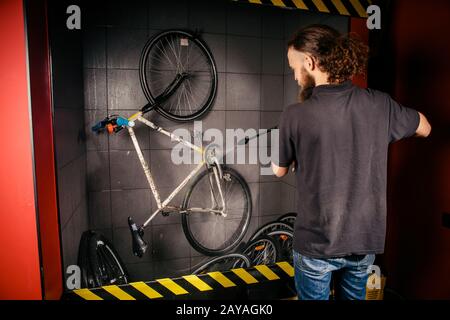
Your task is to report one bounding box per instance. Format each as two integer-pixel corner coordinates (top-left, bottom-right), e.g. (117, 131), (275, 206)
(288, 24), (368, 83)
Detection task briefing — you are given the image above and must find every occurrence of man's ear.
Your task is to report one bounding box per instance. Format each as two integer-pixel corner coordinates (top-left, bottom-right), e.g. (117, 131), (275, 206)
(304, 54), (315, 72)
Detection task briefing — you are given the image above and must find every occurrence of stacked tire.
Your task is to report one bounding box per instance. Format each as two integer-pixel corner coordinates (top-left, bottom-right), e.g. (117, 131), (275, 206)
(78, 230), (129, 288)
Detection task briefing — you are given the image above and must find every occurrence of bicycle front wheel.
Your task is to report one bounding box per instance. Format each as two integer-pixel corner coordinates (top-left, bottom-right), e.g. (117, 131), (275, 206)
(181, 166), (252, 256)
(140, 30), (217, 122)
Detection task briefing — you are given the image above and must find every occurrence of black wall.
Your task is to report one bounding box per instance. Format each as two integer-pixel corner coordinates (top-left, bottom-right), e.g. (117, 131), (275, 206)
(48, 0), (89, 281)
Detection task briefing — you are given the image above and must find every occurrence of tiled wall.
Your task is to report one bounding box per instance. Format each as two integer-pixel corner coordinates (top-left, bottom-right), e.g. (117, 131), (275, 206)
(48, 1), (89, 279)
(77, 0), (349, 281)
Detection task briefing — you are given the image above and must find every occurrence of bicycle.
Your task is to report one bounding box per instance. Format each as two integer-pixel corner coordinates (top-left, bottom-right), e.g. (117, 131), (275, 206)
(92, 29), (252, 257)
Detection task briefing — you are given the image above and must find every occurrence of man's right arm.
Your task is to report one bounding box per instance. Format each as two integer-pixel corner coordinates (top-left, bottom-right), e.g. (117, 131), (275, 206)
(414, 111), (432, 138)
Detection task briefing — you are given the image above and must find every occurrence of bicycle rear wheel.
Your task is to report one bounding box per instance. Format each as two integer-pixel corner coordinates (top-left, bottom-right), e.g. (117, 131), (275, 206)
(181, 166), (252, 256)
(192, 253), (252, 275)
(140, 30), (217, 121)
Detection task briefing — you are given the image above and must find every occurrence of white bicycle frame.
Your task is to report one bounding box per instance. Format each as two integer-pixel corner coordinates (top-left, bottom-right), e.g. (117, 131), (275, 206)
(126, 111), (226, 229)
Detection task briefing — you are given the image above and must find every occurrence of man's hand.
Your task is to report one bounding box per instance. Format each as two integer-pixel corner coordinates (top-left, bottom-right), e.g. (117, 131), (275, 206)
(414, 112), (432, 138)
(272, 161), (296, 178)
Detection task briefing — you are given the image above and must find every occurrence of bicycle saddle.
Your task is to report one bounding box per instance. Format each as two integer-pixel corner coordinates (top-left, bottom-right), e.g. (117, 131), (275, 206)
(128, 217), (148, 258)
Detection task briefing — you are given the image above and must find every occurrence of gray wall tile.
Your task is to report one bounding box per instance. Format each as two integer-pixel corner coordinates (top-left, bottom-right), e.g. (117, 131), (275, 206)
(284, 73), (299, 106)
(87, 151), (110, 191)
(85, 110), (108, 151)
(152, 258), (191, 279)
(149, 0), (189, 30)
(226, 74), (260, 111)
(320, 15), (350, 34)
(54, 108), (86, 169)
(152, 224), (191, 260)
(227, 3), (261, 37)
(213, 73), (226, 111)
(107, 28), (148, 69)
(107, 0), (148, 28)
(126, 262), (154, 282)
(83, 28), (106, 68)
(83, 0), (106, 28)
(228, 163), (260, 184)
(261, 75), (284, 111)
(262, 38), (285, 75)
(202, 33), (226, 73)
(84, 68), (107, 109)
(259, 181), (282, 216)
(111, 189), (152, 228)
(227, 36), (261, 74)
(108, 69), (148, 110)
(88, 191), (111, 229)
(261, 6), (285, 39)
(110, 150), (151, 189)
(226, 110), (260, 130)
(150, 149), (198, 189)
(189, 0), (227, 34)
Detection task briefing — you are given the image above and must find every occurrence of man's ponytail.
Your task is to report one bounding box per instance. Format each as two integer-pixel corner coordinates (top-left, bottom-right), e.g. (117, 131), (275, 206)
(288, 25), (369, 83)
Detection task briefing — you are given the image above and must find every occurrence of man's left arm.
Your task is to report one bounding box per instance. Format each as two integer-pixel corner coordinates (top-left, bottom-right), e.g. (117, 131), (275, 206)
(271, 109), (296, 178)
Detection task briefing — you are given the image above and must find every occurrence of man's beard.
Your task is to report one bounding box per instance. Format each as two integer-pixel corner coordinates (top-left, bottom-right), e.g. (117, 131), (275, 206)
(298, 67), (316, 102)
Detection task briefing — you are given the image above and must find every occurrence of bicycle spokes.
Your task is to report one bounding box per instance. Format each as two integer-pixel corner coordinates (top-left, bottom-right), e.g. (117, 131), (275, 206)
(182, 167), (251, 255)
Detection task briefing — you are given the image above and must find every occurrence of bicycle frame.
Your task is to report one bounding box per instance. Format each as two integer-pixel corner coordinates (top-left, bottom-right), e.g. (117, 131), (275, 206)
(125, 111), (227, 229)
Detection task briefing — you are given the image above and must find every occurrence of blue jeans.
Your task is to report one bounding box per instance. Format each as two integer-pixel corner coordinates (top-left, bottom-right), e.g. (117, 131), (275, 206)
(293, 250), (376, 300)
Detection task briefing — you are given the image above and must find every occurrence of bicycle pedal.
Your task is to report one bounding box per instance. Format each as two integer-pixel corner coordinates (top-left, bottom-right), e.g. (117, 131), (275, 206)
(161, 211), (170, 217)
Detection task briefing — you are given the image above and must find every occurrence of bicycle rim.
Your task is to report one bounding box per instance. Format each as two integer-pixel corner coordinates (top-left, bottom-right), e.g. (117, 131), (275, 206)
(182, 166), (252, 255)
(140, 30), (217, 121)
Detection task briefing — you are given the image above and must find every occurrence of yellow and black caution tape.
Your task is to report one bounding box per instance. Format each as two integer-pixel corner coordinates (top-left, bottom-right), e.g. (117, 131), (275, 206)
(65, 261), (295, 300)
(232, 0), (373, 18)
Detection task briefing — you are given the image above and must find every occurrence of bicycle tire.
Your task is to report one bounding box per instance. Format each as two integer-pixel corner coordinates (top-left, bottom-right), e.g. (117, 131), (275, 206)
(277, 212), (297, 227)
(192, 253), (252, 275)
(77, 231), (96, 288)
(140, 29), (217, 122)
(88, 232), (129, 287)
(242, 235), (281, 266)
(181, 166), (252, 256)
(265, 229), (294, 262)
(249, 221), (293, 242)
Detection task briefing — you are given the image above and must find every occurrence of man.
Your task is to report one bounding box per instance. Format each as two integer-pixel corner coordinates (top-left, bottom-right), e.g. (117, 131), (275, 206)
(271, 24), (431, 300)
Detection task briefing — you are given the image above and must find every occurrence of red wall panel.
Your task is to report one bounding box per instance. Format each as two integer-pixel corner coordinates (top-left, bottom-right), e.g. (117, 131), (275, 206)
(27, 0), (63, 300)
(383, 0), (450, 299)
(350, 18), (369, 88)
(0, 0), (42, 299)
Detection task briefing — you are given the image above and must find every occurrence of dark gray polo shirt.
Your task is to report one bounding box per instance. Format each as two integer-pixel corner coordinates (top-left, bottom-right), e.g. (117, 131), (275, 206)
(276, 80), (420, 258)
